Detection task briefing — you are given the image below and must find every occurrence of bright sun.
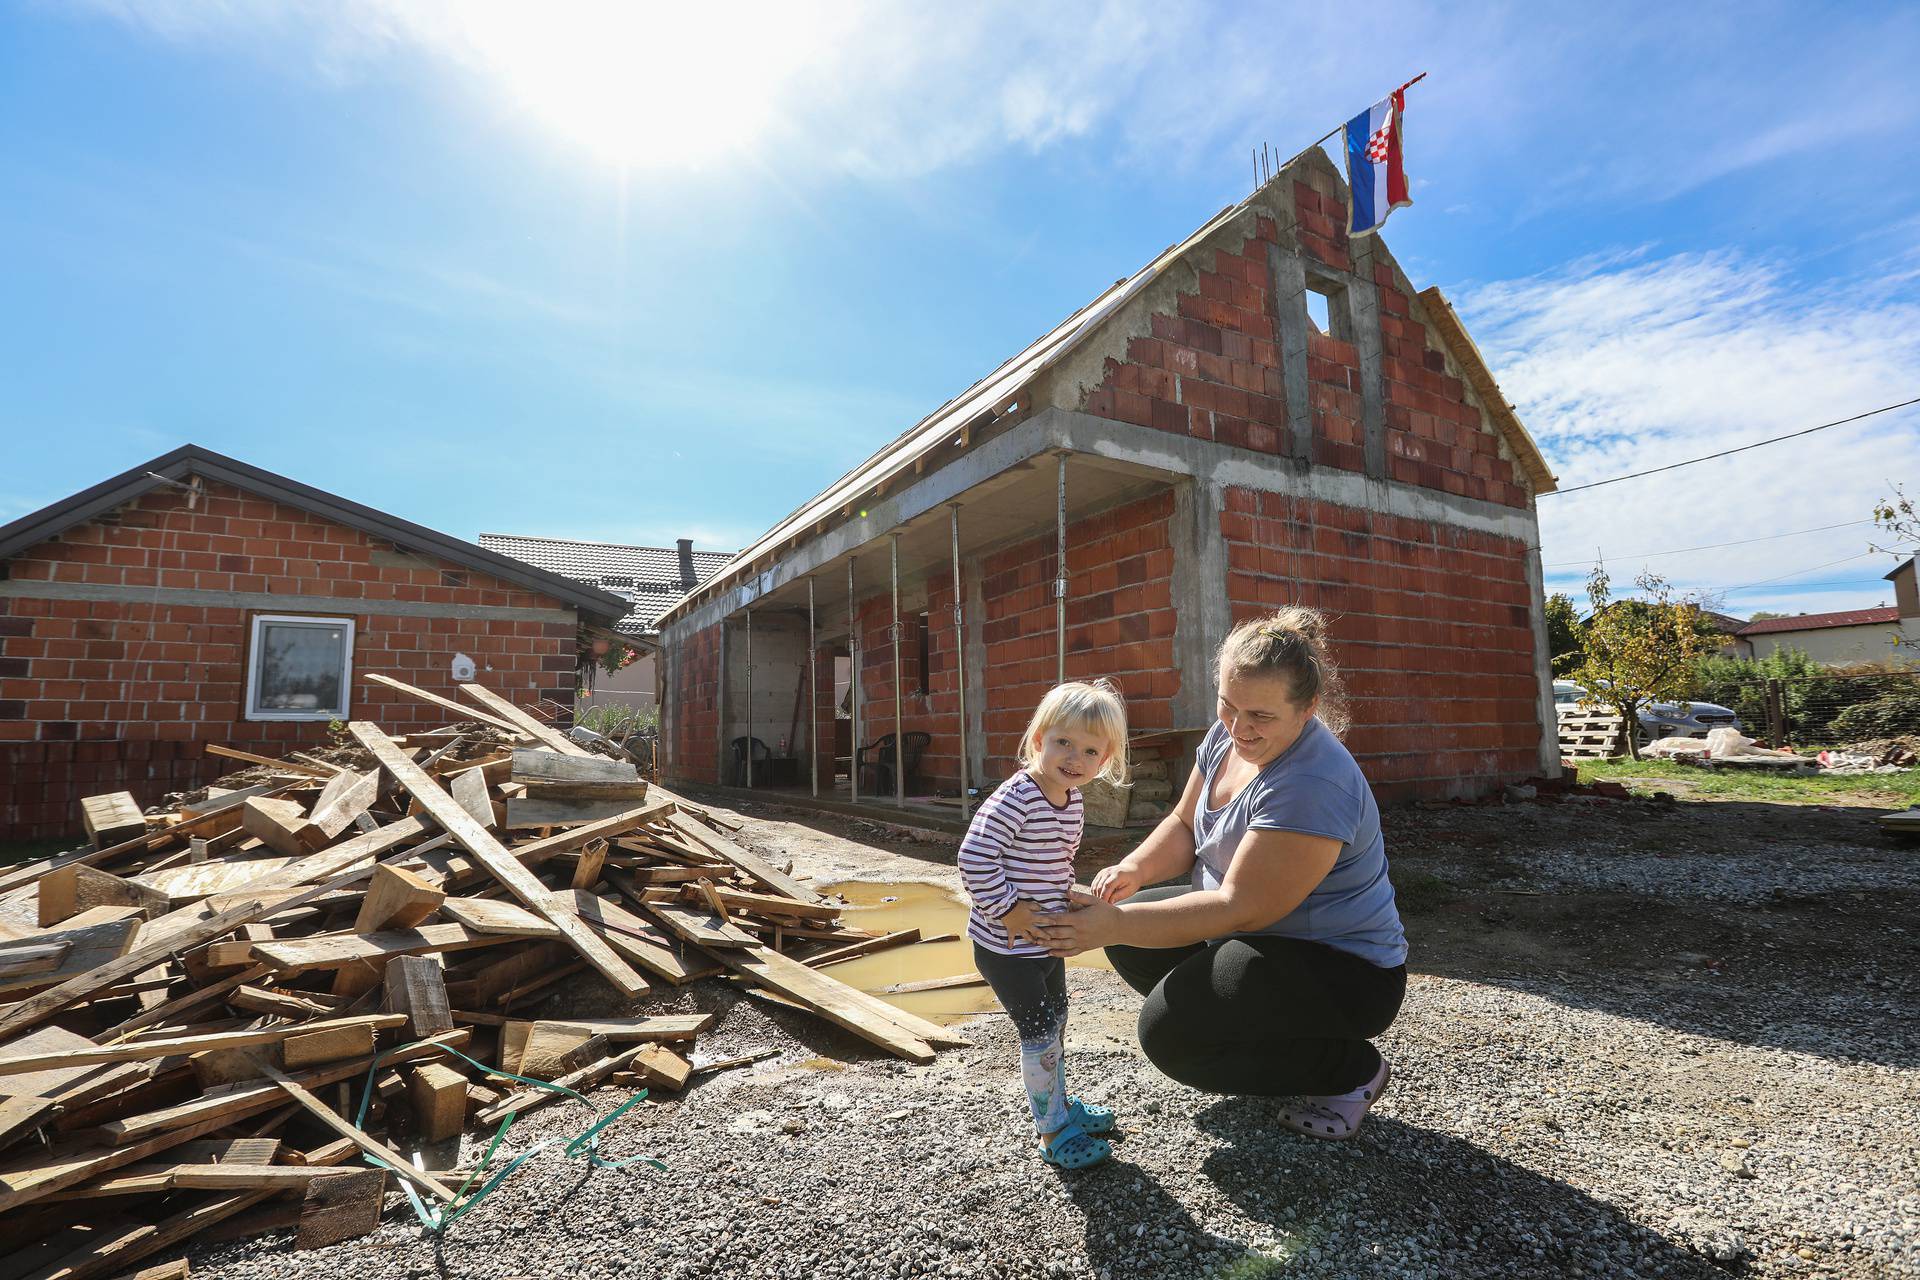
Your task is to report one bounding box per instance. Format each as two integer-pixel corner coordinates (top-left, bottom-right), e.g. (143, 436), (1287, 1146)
(445, 3), (832, 168)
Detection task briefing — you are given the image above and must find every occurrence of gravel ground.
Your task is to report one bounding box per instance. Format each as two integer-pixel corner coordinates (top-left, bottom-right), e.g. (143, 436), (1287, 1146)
(190, 793), (1919, 1280)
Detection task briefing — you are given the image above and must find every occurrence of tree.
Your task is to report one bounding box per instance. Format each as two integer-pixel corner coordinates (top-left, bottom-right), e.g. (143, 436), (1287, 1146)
(1875, 486), (1918, 656)
(1567, 566), (1720, 759)
(1544, 592), (1584, 674)
(1745, 611), (1789, 622)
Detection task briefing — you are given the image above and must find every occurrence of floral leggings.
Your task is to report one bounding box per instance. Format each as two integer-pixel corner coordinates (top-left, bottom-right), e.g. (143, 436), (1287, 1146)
(973, 943), (1070, 1134)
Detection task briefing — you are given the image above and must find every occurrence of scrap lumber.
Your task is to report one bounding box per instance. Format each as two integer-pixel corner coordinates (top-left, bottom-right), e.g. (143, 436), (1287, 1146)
(363, 672), (527, 736)
(351, 864), (444, 933)
(240, 797), (327, 859)
(458, 682), (587, 755)
(281, 1022), (376, 1068)
(0, 940), (72, 979)
(504, 795), (650, 829)
(256, 1060), (457, 1203)
(0, 1015), (406, 1077)
(295, 1166), (387, 1251)
(0, 918), (141, 997)
(474, 1044), (649, 1126)
(213, 922), (520, 973)
(384, 954), (454, 1039)
(205, 744), (335, 777)
(350, 721), (649, 998)
(665, 812), (820, 904)
(405, 1061), (467, 1142)
(805, 928), (923, 968)
(80, 793), (147, 851)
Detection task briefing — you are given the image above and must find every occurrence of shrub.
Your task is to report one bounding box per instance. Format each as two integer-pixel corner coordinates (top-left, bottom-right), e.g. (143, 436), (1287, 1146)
(1829, 689), (1920, 740)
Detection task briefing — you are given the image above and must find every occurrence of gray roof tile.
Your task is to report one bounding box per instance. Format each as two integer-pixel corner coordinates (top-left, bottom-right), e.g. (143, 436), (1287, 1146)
(479, 534), (731, 635)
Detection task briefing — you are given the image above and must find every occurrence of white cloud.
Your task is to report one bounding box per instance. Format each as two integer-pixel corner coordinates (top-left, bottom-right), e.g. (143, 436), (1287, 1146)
(1463, 249), (1920, 618)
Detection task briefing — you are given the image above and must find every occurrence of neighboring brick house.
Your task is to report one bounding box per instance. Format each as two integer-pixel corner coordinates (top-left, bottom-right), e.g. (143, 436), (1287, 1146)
(478, 534), (733, 715)
(653, 148), (1560, 806)
(1730, 558), (1920, 664)
(0, 445), (627, 841)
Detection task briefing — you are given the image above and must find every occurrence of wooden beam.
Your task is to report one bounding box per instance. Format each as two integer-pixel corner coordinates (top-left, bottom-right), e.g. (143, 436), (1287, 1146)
(206, 743), (335, 776)
(718, 946), (964, 1062)
(213, 922), (517, 972)
(804, 928), (922, 968)
(457, 682), (587, 755)
(362, 672), (526, 736)
(281, 1022), (377, 1068)
(79, 793), (146, 850)
(511, 749), (638, 785)
(383, 954), (453, 1039)
(349, 722), (649, 998)
(352, 865), (444, 933)
(405, 1062), (467, 1142)
(501, 801), (676, 870)
(240, 797), (327, 859)
(0, 918), (140, 997)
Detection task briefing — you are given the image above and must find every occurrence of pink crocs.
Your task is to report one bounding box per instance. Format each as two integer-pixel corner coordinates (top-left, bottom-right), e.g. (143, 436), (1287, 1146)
(1277, 1058), (1392, 1141)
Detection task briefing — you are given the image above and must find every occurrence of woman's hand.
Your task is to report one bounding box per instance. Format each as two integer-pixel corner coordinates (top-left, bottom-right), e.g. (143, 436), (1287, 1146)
(1089, 861), (1144, 904)
(1031, 889), (1124, 957)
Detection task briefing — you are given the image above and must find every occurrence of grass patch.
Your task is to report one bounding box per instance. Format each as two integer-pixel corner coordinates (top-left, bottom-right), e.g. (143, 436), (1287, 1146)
(1578, 757), (1920, 807)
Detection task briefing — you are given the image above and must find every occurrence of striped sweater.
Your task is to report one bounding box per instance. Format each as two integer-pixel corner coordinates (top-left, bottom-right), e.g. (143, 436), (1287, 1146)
(958, 771), (1084, 956)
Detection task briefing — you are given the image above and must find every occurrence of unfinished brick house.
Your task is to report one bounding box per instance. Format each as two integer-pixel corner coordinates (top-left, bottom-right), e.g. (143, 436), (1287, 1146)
(0, 446), (627, 841)
(652, 149), (1559, 818)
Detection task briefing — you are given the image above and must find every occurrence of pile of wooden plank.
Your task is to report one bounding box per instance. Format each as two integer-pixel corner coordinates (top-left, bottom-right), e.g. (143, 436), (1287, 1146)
(0, 678), (963, 1280)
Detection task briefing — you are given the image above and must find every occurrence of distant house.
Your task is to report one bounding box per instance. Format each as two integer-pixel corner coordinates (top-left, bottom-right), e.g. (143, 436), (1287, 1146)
(478, 535), (731, 716)
(0, 446), (629, 841)
(1732, 558), (1919, 664)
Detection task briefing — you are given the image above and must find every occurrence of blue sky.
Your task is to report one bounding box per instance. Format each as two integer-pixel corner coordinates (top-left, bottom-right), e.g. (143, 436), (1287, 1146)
(4, 1), (1918, 618)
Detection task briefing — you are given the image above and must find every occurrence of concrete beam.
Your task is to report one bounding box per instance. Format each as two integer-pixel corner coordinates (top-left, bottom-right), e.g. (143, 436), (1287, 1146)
(0, 580), (579, 625)
(1168, 478), (1231, 730)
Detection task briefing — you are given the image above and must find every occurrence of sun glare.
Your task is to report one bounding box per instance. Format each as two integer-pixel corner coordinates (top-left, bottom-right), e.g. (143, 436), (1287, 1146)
(449, 2), (829, 168)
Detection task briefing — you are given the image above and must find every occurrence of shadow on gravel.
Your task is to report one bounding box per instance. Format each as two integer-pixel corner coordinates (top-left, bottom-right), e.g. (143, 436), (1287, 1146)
(1177, 1100), (1733, 1280)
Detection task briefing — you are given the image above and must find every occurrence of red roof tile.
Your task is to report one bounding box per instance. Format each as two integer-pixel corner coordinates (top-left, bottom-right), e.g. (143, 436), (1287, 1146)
(1736, 607), (1900, 636)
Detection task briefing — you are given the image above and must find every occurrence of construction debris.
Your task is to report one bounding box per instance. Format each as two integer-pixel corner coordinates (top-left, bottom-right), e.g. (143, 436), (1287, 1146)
(0, 677), (964, 1279)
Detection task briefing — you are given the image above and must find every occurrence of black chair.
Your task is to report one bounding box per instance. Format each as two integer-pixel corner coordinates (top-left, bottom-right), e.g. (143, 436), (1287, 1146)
(729, 736), (771, 787)
(858, 731), (931, 796)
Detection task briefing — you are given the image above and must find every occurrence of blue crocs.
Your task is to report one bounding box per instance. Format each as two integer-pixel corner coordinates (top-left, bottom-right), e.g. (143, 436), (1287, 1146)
(1067, 1096), (1115, 1136)
(1041, 1119), (1112, 1170)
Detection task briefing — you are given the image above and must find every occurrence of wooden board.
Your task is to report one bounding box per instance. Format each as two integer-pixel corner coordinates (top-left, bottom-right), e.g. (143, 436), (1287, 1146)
(405, 1062), (467, 1142)
(504, 796), (655, 829)
(80, 793), (146, 850)
(717, 946), (966, 1063)
(500, 801), (677, 870)
(220, 923), (516, 973)
(510, 749), (639, 785)
(126, 858), (296, 907)
(257, 1060), (457, 1203)
(240, 798), (327, 859)
(437, 897), (561, 938)
(643, 900), (761, 950)
(0, 918), (140, 997)
(0, 1014), (405, 1077)
(306, 770), (379, 839)
(664, 813), (820, 904)
(281, 1023), (376, 1068)
(473, 1045), (646, 1126)
(0, 940), (71, 978)
(457, 683), (586, 756)
(362, 673), (528, 737)
(295, 1166), (387, 1250)
(350, 722), (648, 998)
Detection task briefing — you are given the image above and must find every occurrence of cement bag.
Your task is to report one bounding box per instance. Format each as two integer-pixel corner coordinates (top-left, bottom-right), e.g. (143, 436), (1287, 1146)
(1705, 727), (1770, 759)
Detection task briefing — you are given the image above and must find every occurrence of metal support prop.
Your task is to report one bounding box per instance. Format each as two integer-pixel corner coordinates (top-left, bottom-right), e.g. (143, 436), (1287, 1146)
(1055, 453), (1068, 686)
(950, 505), (970, 821)
(807, 576), (819, 797)
(848, 557), (860, 806)
(743, 609), (753, 790)
(890, 534), (905, 808)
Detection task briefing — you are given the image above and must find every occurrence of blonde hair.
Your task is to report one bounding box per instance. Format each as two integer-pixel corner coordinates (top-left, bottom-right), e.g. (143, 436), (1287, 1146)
(1217, 606), (1350, 736)
(1017, 679), (1130, 785)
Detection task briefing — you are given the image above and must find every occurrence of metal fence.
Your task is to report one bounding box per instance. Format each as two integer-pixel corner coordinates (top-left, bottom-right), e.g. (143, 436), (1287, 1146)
(1693, 668), (1920, 747)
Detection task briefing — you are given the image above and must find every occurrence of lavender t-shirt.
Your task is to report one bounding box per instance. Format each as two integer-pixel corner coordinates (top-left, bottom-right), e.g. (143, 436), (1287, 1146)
(1192, 718), (1407, 968)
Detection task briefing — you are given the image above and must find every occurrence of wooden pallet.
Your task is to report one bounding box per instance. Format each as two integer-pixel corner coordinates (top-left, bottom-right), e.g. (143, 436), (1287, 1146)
(1557, 712), (1626, 759)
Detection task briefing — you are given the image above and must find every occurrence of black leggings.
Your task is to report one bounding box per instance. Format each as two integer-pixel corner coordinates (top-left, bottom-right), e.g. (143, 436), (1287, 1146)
(1105, 885), (1406, 1096)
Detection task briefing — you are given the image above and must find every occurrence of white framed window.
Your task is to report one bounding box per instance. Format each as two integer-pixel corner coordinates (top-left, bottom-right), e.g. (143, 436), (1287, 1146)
(246, 614), (354, 721)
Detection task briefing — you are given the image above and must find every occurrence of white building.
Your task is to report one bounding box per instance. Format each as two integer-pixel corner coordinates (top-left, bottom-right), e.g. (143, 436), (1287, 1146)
(1733, 558), (1918, 665)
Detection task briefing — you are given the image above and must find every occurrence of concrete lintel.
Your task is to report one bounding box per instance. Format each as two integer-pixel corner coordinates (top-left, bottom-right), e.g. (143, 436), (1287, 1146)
(1042, 409), (1543, 542)
(0, 580), (580, 625)
(1169, 478), (1231, 730)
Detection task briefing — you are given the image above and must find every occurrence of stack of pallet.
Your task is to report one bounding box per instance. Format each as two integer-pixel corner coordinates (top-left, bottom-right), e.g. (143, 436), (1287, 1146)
(0, 678), (964, 1280)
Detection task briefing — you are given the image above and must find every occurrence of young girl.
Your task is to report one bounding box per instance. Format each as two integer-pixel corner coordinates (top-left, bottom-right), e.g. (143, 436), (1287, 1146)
(958, 680), (1129, 1169)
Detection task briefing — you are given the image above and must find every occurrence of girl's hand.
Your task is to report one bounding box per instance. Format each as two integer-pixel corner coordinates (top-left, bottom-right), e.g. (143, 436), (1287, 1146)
(1090, 862), (1143, 904)
(999, 898), (1043, 944)
(1031, 890), (1123, 957)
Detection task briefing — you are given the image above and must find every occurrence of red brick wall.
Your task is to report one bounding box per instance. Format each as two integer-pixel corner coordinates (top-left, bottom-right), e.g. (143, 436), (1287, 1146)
(669, 621), (723, 786)
(1081, 178), (1529, 510)
(978, 491), (1178, 782)
(0, 479), (581, 840)
(1220, 486), (1541, 801)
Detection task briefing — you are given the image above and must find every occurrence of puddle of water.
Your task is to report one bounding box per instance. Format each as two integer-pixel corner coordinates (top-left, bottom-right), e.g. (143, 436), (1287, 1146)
(824, 879), (1111, 1025)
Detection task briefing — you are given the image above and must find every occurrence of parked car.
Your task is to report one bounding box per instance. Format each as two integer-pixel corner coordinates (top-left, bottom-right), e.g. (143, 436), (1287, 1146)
(1553, 680), (1744, 743)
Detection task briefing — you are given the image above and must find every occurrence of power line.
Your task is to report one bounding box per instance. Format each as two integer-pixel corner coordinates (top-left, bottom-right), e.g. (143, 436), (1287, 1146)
(1543, 397), (1920, 497)
(1721, 552), (1877, 592)
(1540, 518), (1874, 569)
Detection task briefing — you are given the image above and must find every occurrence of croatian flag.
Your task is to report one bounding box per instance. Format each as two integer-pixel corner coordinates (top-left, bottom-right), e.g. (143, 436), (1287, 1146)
(1344, 90), (1410, 236)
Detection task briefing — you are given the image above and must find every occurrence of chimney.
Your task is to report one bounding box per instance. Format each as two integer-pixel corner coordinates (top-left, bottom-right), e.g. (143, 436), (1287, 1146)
(1888, 557), (1919, 619)
(677, 538), (696, 590)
